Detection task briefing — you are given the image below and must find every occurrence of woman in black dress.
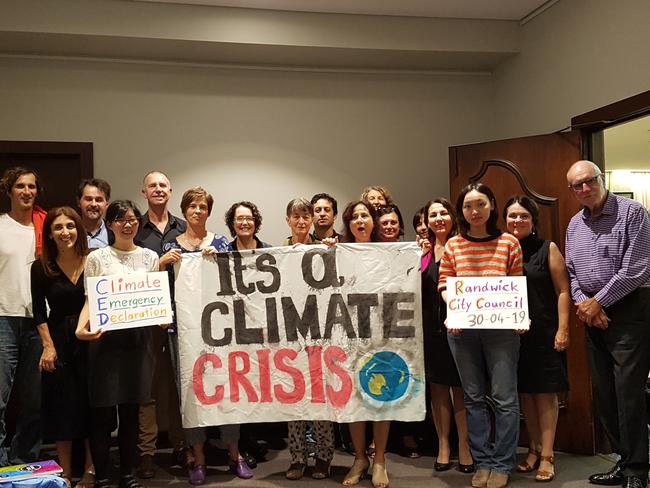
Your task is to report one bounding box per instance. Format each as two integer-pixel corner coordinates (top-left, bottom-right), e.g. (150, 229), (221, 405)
(76, 200), (160, 488)
(31, 206), (93, 487)
(420, 198), (473, 473)
(504, 196), (570, 482)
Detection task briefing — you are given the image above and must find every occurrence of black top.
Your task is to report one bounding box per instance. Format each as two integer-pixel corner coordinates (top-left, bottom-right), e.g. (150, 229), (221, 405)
(310, 229), (341, 242)
(226, 237), (271, 251)
(422, 256), (461, 386)
(31, 259), (86, 328)
(136, 211), (186, 256)
(518, 235), (569, 393)
(521, 235), (559, 328)
(31, 258), (90, 439)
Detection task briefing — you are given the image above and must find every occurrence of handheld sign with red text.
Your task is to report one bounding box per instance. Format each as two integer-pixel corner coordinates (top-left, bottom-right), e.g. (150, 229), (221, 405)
(87, 271), (173, 332)
(174, 243), (425, 427)
(446, 276), (529, 329)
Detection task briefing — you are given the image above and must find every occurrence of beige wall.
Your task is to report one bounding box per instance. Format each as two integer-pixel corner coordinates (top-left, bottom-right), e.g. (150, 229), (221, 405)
(492, 0), (650, 139)
(0, 57), (493, 242)
(2, 0), (649, 243)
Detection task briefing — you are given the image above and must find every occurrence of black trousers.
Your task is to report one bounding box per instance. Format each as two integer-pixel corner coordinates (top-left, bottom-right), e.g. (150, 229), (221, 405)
(90, 404), (139, 480)
(587, 288), (650, 479)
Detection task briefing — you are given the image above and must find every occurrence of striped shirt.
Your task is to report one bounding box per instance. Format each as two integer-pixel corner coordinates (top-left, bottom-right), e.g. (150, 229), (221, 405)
(565, 192), (650, 307)
(438, 232), (523, 291)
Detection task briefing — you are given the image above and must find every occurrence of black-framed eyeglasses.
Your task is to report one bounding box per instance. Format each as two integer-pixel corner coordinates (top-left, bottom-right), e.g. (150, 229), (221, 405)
(113, 218), (139, 226)
(568, 175), (601, 192)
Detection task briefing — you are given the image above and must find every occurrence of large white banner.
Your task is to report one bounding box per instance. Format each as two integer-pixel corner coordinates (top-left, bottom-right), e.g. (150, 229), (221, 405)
(174, 242), (425, 427)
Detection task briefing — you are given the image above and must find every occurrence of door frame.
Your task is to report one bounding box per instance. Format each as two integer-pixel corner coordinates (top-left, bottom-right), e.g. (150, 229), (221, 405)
(571, 90), (650, 165)
(0, 140), (93, 170)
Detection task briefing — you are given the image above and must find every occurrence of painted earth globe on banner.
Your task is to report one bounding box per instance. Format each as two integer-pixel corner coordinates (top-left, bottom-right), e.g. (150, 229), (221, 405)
(358, 351), (410, 402)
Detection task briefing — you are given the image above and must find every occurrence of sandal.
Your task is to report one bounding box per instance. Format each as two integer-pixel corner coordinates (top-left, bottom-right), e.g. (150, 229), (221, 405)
(371, 462), (389, 488)
(77, 470), (96, 488)
(342, 458), (370, 486)
(535, 456), (555, 482)
(516, 448), (541, 473)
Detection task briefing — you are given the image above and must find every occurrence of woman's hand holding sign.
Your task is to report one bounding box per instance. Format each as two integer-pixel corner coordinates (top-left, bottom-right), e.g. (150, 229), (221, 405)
(75, 299), (104, 341)
(160, 248), (182, 269)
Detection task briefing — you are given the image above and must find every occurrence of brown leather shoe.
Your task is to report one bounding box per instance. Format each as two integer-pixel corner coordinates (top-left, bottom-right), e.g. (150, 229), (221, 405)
(137, 454), (155, 479)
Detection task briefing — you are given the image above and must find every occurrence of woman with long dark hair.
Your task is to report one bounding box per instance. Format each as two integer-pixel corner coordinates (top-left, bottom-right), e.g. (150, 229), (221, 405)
(339, 201), (390, 488)
(420, 198), (473, 473)
(31, 206), (94, 487)
(438, 183), (524, 488)
(76, 200), (159, 488)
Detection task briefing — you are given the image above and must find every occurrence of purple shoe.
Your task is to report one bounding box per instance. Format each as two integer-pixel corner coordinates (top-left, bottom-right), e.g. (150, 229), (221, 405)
(188, 464), (206, 485)
(229, 457), (254, 479)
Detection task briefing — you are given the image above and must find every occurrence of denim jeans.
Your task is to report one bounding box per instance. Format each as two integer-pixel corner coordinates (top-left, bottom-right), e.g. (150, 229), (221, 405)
(0, 316), (42, 466)
(448, 329), (520, 474)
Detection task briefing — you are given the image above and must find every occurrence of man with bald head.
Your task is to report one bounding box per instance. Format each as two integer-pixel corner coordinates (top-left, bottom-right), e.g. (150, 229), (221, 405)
(565, 160), (650, 488)
(135, 171), (187, 478)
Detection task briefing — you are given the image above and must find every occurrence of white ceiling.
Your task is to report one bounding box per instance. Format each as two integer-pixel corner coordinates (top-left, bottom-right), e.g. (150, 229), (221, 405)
(137, 0), (552, 20)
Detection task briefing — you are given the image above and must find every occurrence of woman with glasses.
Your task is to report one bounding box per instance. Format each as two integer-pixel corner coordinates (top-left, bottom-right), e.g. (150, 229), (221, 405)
(76, 200), (159, 488)
(224, 201), (270, 251)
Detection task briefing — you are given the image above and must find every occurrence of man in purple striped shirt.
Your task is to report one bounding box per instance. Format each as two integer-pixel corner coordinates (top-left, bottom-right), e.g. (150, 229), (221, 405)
(565, 160), (650, 488)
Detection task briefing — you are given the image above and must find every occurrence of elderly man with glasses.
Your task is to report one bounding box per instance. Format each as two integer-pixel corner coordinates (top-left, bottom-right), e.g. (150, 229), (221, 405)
(565, 160), (650, 488)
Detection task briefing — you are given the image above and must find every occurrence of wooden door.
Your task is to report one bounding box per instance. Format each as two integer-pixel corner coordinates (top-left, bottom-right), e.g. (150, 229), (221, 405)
(0, 140), (93, 213)
(449, 130), (595, 455)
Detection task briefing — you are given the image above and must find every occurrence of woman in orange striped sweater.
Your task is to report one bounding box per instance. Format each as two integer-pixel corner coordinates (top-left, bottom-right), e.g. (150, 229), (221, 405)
(438, 183), (524, 488)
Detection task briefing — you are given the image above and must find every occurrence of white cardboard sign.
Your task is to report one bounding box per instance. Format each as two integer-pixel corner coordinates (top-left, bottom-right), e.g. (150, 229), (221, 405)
(87, 271), (173, 332)
(446, 276), (529, 329)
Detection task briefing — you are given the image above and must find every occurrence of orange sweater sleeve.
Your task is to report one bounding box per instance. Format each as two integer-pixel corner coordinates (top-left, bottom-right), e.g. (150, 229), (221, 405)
(505, 234), (524, 276)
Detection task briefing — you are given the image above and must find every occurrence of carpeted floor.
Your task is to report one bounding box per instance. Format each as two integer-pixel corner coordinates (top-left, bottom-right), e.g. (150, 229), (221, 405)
(135, 446), (614, 488)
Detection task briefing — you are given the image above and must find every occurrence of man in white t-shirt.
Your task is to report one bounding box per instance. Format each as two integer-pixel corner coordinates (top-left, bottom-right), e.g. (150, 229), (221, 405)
(0, 167), (43, 466)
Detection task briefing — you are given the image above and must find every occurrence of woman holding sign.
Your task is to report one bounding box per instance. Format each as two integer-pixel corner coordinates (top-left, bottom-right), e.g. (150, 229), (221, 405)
(504, 196), (569, 482)
(420, 198), (473, 473)
(375, 204), (422, 459)
(340, 201), (390, 488)
(438, 183), (524, 488)
(76, 200), (159, 488)
(31, 207), (94, 487)
(164, 187), (253, 484)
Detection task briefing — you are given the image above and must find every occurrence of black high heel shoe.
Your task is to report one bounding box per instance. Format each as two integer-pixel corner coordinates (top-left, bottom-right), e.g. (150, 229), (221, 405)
(457, 463), (475, 474)
(434, 461), (452, 472)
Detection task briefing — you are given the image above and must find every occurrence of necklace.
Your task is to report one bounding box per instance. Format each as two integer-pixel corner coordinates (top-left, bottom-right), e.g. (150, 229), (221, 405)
(180, 232), (208, 251)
